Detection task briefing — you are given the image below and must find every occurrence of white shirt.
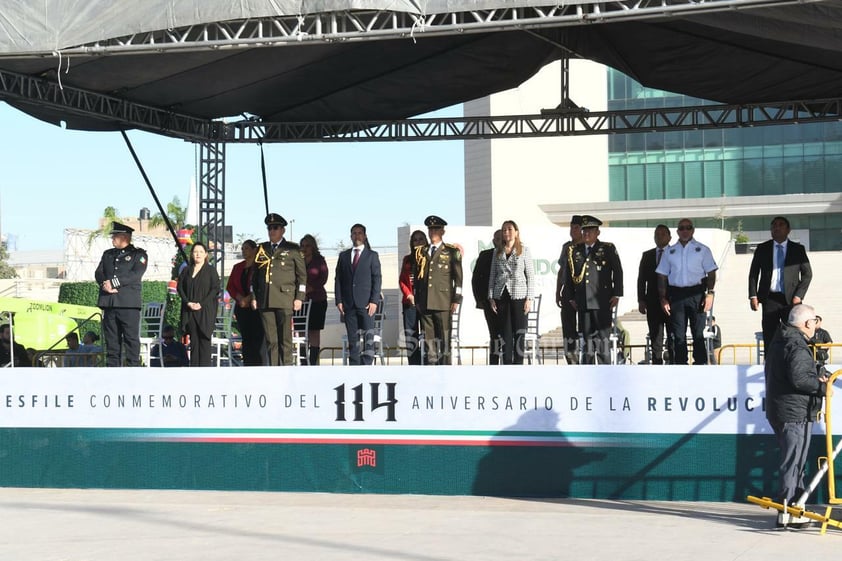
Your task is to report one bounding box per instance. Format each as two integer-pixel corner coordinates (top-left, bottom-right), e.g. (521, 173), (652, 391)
(770, 239), (788, 292)
(655, 238), (718, 287)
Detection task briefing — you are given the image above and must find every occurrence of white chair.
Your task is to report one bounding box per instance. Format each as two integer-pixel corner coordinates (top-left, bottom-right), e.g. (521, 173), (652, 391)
(139, 301), (166, 367)
(292, 300), (312, 365)
(342, 295), (385, 365)
(211, 299), (238, 366)
(523, 294), (542, 365)
(450, 301), (462, 365)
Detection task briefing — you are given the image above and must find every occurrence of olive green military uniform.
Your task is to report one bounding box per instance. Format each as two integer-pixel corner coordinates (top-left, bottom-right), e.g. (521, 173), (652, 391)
(253, 240), (306, 365)
(415, 241), (463, 365)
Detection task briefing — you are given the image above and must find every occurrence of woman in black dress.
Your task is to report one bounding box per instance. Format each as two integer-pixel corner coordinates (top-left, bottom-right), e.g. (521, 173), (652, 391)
(226, 239), (264, 365)
(178, 242), (220, 367)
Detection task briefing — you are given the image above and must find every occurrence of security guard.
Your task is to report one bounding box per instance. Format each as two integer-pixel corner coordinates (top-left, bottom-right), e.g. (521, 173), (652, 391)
(414, 215), (463, 365)
(95, 221), (148, 366)
(253, 213), (306, 366)
(565, 215), (623, 365)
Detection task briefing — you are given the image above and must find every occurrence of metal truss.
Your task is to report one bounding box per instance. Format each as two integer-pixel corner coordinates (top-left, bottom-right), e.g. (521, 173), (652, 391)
(3, 63), (841, 142)
(0, 0), (818, 58)
(227, 99), (842, 143)
(0, 68), (213, 141)
(198, 143), (227, 278)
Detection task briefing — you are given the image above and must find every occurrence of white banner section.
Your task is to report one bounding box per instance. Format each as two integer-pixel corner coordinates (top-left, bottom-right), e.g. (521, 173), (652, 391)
(1, 365), (834, 444)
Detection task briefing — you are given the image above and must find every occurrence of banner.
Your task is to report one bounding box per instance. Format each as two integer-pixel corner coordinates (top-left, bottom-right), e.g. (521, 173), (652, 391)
(2, 365), (829, 444)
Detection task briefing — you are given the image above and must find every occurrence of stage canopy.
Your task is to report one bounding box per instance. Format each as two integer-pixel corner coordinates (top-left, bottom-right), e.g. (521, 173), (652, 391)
(2, 1), (842, 133)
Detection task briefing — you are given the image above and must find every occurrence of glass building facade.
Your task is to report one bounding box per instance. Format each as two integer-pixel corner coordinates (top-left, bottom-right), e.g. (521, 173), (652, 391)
(607, 69), (842, 250)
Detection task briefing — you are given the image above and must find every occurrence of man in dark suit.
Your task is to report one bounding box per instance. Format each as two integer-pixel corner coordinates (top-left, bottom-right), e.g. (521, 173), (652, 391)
(637, 224), (672, 364)
(253, 213), (306, 366)
(556, 215), (583, 365)
(335, 223), (382, 365)
(415, 215), (463, 366)
(565, 215), (623, 365)
(95, 221), (148, 367)
(748, 216), (812, 353)
(472, 229), (501, 365)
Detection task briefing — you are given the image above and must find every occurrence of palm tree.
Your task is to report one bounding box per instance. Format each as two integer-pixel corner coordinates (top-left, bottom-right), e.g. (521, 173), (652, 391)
(86, 206), (122, 246)
(149, 197), (189, 231)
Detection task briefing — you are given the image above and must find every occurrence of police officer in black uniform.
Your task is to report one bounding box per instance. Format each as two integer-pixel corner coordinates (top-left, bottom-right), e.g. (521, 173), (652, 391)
(95, 221), (148, 367)
(564, 215), (623, 365)
(252, 213), (306, 366)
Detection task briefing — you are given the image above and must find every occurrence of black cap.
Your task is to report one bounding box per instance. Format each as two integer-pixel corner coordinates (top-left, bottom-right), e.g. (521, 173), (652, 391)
(571, 215), (583, 226)
(580, 215), (603, 229)
(424, 215), (447, 228)
(109, 221), (134, 236)
(264, 213), (288, 227)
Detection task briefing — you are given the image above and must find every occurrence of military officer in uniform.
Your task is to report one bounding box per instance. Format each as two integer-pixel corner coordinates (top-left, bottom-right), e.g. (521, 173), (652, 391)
(95, 221), (148, 367)
(564, 215), (623, 365)
(556, 215), (583, 364)
(414, 215), (463, 365)
(253, 213), (306, 366)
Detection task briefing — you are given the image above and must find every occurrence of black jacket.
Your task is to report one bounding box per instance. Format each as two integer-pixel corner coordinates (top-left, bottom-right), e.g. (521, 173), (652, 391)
(765, 323), (826, 424)
(95, 244), (148, 308)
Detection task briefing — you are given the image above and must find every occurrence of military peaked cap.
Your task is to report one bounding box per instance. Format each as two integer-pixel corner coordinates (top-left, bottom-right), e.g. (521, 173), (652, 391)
(424, 215), (447, 228)
(580, 215), (603, 229)
(109, 221), (134, 235)
(264, 213), (288, 227)
(571, 215), (583, 225)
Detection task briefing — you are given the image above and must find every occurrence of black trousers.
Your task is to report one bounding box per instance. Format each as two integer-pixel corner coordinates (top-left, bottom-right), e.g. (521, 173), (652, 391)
(102, 307), (141, 367)
(645, 302), (672, 364)
(402, 304), (422, 365)
(560, 303), (578, 364)
(185, 313), (212, 367)
(578, 307), (612, 365)
(667, 286), (707, 365)
(761, 292), (790, 354)
(344, 307), (375, 365)
(495, 290), (527, 365)
(481, 303), (501, 365)
(234, 307), (265, 366)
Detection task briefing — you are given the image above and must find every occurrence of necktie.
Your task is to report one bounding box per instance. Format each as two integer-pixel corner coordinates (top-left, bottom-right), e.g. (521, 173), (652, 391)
(271, 243), (278, 252)
(430, 245), (436, 257)
(656, 248), (663, 266)
(776, 244), (785, 292)
(586, 246), (592, 258)
(352, 248), (360, 270)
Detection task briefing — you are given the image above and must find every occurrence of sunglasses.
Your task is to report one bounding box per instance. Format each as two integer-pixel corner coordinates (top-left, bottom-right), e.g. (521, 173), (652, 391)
(677, 225), (693, 231)
(267, 225), (283, 230)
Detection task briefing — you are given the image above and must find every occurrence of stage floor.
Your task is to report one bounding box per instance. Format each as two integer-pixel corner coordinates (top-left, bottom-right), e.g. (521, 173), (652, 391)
(1, 489), (840, 560)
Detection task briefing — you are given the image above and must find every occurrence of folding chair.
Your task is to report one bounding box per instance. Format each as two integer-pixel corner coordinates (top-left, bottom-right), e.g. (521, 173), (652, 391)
(292, 300), (312, 365)
(211, 299), (238, 366)
(450, 301), (462, 365)
(523, 294), (542, 364)
(139, 301), (166, 367)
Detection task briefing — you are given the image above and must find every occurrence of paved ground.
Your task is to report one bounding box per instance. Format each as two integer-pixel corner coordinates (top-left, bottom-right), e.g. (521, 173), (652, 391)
(1, 489), (841, 560)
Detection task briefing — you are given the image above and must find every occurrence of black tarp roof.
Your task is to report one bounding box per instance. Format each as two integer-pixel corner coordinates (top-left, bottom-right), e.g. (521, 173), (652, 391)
(2, 1), (842, 132)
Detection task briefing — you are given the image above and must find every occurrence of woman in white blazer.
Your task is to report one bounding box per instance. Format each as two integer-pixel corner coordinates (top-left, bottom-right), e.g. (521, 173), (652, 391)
(488, 220), (534, 364)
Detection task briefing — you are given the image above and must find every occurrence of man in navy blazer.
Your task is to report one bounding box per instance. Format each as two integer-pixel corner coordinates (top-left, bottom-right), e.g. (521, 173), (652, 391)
(748, 216), (812, 353)
(335, 224), (382, 365)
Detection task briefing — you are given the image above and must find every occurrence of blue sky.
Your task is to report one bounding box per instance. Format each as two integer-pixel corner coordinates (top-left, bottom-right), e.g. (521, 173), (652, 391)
(0, 103), (465, 253)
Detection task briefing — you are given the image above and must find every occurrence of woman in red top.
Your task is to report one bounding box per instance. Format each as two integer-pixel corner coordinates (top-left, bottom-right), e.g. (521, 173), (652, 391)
(300, 234), (329, 365)
(400, 230), (428, 365)
(226, 239), (264, 365)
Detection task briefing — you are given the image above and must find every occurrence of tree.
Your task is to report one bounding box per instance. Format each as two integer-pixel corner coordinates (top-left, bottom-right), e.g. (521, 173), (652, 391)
(86, 206), (122, 246)
(0, 241), (17, 279)
(149, 197), (188, 230)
